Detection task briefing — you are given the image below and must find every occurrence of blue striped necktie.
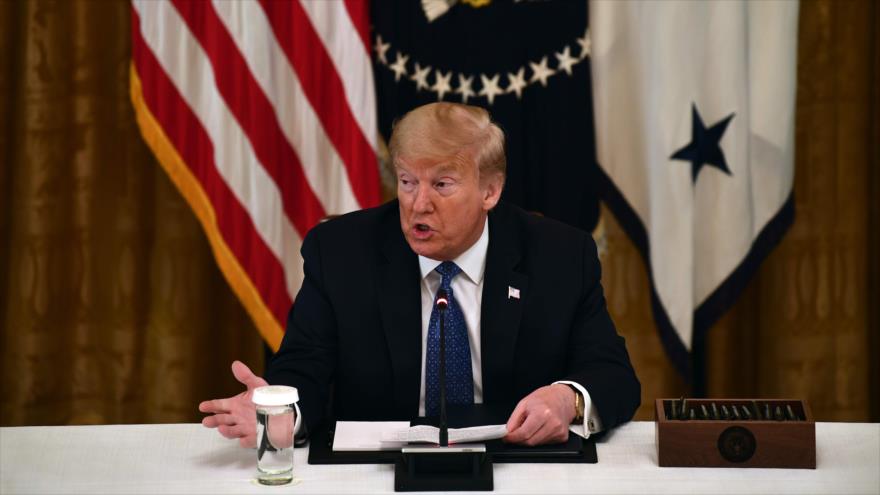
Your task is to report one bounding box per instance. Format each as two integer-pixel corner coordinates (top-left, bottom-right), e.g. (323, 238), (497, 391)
(425, 261), (474, 417)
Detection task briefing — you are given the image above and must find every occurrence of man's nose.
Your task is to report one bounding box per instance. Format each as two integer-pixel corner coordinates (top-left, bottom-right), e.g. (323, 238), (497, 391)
(412, 184), (434, 213)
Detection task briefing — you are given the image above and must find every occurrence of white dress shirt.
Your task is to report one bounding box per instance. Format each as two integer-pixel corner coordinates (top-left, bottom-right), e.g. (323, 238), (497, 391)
(417, 218), (602, 438)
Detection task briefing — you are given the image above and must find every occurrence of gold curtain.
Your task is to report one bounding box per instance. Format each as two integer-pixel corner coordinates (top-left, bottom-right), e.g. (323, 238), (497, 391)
(0, 0), (263, 426)
(1, 0), (876, 426)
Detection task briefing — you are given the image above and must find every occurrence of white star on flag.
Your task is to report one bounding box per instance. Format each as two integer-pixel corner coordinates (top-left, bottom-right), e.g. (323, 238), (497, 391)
(389, 52), (409, 82)
(529, 56), (555, 87)
(478, 73), (503, 105)
(432, 70), (453, 100)
(410, 62), (432, 91)
(555, 46), (578, 76)
(374, 34), (391, 65)
(456, 74), (475, 104)
(506, 67), (527, 99)
(576, 27), (591, 60)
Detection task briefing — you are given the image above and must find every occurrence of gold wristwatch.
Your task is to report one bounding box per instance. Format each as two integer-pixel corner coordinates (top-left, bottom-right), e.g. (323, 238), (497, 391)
(568, 384), (585, 424)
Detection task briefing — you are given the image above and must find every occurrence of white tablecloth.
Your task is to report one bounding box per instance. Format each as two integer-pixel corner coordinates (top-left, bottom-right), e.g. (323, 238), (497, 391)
(1, 422), (877, 494)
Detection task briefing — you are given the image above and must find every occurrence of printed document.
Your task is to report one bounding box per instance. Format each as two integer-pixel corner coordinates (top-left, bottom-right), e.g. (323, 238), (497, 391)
(332, 422), (508, 451)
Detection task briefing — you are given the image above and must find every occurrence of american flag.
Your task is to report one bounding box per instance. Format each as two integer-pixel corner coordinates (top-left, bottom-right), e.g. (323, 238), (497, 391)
(130, 0), (381, 350)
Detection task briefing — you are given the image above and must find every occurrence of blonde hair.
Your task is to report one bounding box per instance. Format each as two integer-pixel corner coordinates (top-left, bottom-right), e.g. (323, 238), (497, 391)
(388, 102), (506, 183)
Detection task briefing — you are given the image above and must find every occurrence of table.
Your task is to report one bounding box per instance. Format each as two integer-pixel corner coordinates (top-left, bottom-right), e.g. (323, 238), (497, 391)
(1, 422), (877, 494)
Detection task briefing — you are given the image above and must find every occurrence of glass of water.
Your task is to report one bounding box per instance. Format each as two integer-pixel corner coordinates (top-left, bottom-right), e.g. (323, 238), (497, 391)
(252, 385), (299, 485)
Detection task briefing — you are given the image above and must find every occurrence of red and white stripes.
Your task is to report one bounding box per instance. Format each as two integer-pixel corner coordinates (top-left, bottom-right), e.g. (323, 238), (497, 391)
(131, 0), (380, 348)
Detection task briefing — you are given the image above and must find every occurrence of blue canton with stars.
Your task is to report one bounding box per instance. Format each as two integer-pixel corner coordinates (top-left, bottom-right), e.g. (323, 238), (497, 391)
(425, 261), (474, 417)
(670, 103), (735, 183)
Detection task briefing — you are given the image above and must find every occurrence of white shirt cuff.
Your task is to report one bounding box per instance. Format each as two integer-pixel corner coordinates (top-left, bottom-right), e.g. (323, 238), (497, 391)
(553, 380), (603, 439)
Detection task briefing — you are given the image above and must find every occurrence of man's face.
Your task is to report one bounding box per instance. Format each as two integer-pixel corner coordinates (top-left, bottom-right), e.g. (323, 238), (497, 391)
(397, 155), (502, 261)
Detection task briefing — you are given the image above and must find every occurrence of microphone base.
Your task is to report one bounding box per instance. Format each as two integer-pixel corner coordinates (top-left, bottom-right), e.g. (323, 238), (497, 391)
(394, 445), (493, 492)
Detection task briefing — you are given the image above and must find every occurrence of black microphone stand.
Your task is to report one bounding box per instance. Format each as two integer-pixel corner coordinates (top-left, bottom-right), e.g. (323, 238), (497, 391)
(438, 292), (449, 447)
(394, 289), (493, 491)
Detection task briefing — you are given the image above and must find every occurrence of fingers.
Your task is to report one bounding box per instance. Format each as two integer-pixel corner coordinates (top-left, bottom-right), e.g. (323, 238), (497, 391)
(217, 423), (250, 440)
(230, 360), (253, 384)
(505, 401), (527, 432)
(204, 410), (257, 447)
(506, 411), (569, 446)
(199, 398), (231, 415)
(202, 413), (238, 428)
(520, 421), (568, 446)
(231, 360), (268, 390)
(199, 366), (260, 449)
(504, 407), (545, 444)
(504, 386), (573, 446)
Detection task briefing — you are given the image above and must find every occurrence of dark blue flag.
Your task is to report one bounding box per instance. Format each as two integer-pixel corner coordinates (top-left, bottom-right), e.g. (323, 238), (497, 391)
(371, 0), (599, 232)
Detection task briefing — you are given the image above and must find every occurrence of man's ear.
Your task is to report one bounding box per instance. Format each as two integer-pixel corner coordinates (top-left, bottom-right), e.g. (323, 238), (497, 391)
(481, 173), (504, 211)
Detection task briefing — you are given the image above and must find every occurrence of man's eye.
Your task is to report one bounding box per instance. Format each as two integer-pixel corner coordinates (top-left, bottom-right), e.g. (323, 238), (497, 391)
(436, 181), (448, 189)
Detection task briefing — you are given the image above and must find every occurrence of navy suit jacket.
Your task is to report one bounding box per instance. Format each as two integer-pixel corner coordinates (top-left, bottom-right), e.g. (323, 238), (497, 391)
(265, 200), (640, 435)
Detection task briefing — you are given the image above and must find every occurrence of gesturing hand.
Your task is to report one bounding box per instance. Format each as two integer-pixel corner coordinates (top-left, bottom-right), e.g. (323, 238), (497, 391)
(503, 384), (577, 446)
(199, 360), (268, 448)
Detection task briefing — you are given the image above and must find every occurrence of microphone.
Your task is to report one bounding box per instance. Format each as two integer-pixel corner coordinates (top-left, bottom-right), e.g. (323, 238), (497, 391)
(436, 292), (449, 310)
(436, 289), (449, 447)
(394, 290), (493, 491)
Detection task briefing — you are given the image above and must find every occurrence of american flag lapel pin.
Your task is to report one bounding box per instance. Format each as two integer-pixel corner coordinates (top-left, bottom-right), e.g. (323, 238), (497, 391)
(508, 286), (520, 300)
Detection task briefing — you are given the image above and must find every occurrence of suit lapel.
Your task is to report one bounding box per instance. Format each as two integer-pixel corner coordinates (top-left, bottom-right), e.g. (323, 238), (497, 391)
(480, 205), (528, 405)
(376, 223), (422, 418)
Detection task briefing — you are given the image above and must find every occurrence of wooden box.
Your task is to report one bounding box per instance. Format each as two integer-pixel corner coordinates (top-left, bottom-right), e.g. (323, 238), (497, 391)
(655, 398), (815, 469)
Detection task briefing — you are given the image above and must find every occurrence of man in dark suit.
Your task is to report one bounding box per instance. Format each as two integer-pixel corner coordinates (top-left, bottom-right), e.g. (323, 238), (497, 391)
(200, 102), (640, 447)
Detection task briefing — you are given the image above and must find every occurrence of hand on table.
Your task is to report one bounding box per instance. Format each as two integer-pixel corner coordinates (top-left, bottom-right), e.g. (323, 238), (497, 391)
(199, 360), (267, 448)
(504, 384), (577, 446)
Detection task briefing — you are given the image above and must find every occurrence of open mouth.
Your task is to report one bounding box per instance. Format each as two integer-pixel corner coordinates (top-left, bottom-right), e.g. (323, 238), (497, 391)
(412, 223), (434, 240)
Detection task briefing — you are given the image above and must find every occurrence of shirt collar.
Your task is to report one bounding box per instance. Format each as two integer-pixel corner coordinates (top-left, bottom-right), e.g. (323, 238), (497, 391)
(418, 217), (489, 285)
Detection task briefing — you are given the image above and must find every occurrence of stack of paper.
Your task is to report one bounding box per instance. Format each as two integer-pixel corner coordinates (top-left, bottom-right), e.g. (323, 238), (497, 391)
(381, 424), (508, 444)
(331, 422), (508, 452)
